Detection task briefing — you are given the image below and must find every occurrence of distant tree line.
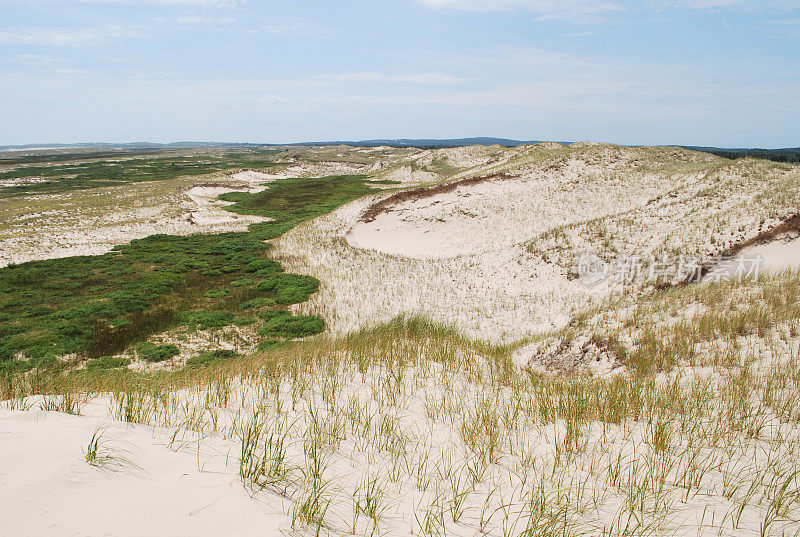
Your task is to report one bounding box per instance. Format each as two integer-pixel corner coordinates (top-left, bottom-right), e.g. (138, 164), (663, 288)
(687, 146), (800, 163)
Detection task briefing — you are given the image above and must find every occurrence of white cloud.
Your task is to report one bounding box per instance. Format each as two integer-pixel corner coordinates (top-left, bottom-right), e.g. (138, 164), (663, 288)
(317, 72), (465, 85)
(415, 0), (622, 17)
(659, 1), (788, 7)
(55, 0), (243, 5)
(415, 0), (800, 17)
(259, 94), (290, 103)
(0, 26), (140, 47)
(176, 15), (237, 23)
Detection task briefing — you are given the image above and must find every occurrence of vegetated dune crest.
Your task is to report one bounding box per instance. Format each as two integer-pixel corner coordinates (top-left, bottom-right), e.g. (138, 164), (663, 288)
(278, 143), (800, 344)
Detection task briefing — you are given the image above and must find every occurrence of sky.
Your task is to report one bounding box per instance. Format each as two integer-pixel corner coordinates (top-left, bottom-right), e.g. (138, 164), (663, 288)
(1, 1), (799, 147)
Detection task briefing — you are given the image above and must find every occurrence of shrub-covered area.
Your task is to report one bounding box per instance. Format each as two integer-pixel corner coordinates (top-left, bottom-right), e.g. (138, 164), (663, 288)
(135, 342), (179, 362)
(187, 349), (242, 367)
(256, 274), (320, 305)
(0, 173), (373, 369)
(179, 310), (235, 330)
(0, 148), (283, 197)
(220, 174), (372, 240)
(240, 297), (276, 310)
(0, 232), (269, 361)
(258, 311), (325, 339)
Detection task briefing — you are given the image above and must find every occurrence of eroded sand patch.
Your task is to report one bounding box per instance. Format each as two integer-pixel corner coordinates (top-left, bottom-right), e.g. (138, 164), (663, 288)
(704, 231), (800, 282)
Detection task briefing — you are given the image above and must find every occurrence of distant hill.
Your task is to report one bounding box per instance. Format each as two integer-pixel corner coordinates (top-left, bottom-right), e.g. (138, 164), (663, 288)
(0, 138), (544, 152)
(290, 137), (545, 149)
(2, 140), (799, 162)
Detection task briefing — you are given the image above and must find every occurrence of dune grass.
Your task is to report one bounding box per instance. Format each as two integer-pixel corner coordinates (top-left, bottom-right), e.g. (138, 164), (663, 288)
(6, 298), (800, 535)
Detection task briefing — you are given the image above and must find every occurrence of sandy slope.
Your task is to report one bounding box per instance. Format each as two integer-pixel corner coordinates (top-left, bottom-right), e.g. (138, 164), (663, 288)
(705, 232), (800, 281)
(274, 145), (800, 343)
(0, 405), (288, 537)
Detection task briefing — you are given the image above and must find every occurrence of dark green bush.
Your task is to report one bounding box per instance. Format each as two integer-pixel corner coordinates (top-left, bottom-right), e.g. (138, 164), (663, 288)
(204, 289), (228, 298)
(256, 274), (320, 305)
(135, 342), (179, 362)
(258, 314), (324, 339)
(259, 309), (291, 322)
(245, 259), (283, 274)
(240, 297), (275, 309)
(179, 310), (235, 330)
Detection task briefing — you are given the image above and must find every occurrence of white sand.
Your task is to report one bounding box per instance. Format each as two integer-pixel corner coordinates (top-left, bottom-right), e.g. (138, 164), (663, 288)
(0, 406), (288, 537)
(747, 234), (800, 271)
(703, 232), (800, 282)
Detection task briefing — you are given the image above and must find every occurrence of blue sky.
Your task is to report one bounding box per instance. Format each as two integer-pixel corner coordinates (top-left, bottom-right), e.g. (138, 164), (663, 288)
(1, 1), (799, 147)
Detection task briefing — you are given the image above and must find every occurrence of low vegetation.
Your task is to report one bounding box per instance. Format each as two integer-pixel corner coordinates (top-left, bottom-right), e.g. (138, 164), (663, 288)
(0, 147), (283, 196)
(0, 173), (375, 370)
(5, 288), (800, 535)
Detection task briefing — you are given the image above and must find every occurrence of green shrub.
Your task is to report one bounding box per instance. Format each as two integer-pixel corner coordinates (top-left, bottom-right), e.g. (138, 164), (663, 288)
(135, 342), (179, 362)
(240, 297), (275, 309)
(0, 355), (58, 373)
(259, 309), (291, 322)
(179, 310), (235, 330)
(245, 259), (283, 274)
(204, 289), (228, 298)
(109, 318), (132, 329)
(258, 314), (324, 339)
(187, 349), (241, 367)
(109, 291), (150, 313)
(233, 316), (257, 326)
(256, 274), (320, 305)
(230, 278), (254, 288)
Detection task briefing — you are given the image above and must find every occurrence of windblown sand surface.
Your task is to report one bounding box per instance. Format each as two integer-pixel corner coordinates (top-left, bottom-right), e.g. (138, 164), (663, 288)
(706, 233), (800, 282)
(0, 406), (286, 536)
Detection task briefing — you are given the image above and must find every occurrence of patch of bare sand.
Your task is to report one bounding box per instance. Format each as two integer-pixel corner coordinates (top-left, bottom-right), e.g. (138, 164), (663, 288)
(704, 231), (800, 282)
(0, 406), (288, 537)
